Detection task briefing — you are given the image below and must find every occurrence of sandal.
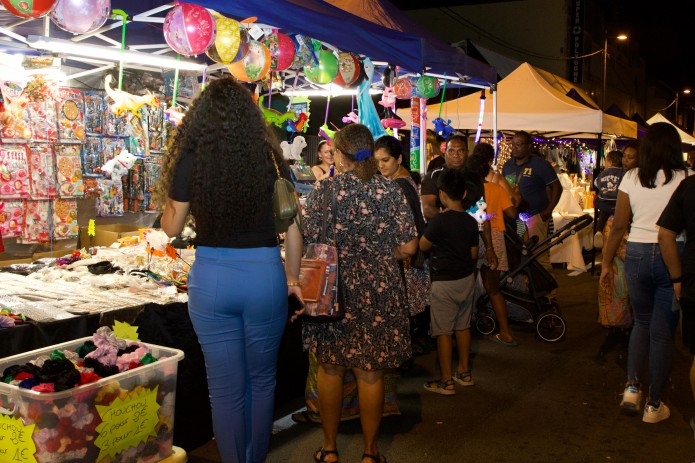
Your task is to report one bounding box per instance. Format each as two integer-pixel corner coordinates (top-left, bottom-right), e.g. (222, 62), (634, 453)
(423, 378), (455, 395)
(453, 370), (475, 387)
(291, 410), (320, 425)
(314, 448), (339, 463)
(362, 452), (387, 463)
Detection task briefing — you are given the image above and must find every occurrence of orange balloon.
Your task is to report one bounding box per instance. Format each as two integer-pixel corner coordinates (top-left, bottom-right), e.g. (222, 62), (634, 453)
(227, 40), (271, 82)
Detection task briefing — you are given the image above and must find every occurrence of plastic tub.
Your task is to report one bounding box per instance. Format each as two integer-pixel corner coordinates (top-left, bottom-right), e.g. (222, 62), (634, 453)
(0, 337), (184, 463)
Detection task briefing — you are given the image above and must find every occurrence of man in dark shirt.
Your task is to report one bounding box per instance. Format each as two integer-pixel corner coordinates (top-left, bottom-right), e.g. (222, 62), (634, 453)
(501, 131), (561, 273)
(657, 175), (695, 437)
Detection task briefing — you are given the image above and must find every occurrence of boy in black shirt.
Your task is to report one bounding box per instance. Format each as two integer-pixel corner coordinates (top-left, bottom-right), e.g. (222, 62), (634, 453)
(420, 169), (480, 395)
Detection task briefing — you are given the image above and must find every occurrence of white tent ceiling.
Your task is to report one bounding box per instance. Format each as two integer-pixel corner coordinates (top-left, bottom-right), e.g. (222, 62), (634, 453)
(646, 113), (695, 145)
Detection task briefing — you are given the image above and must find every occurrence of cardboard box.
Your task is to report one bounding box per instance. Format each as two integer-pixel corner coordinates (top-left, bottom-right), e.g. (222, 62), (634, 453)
(79, 224), (141, 248)
(0, 337), (184, 462)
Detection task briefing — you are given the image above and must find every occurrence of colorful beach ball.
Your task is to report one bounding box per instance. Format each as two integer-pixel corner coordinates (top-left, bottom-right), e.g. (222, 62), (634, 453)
(163, 2), (216, 56)
(332, 52), (361, 88)
(50, 0), (111, 34)
(205, 14), (240, 64)
(304, 50), (338, 85)
(1, 0), (57, 19)
(416, 75), (441, 98)
(262, 32), (295, 71)
(393, 77), (413, 99)
(227, 40), (271, 82)
(230, 29), (251, 63)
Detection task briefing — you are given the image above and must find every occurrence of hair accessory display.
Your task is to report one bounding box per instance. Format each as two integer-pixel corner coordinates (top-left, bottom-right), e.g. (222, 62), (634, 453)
(354, 149), (373, 161)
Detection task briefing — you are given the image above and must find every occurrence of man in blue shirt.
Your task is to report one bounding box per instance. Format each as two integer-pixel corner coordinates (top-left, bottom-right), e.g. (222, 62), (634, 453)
(501, 131), (561, 273)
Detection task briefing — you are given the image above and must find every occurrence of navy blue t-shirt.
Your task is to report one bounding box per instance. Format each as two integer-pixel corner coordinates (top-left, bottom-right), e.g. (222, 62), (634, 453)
(423, 210), (479, 281)
(502, 155), (559, 215)
(594, 167), (625, 202)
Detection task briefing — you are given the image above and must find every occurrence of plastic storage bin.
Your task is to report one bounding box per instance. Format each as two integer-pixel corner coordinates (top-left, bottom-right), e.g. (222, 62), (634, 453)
(0, 337), (184, 463)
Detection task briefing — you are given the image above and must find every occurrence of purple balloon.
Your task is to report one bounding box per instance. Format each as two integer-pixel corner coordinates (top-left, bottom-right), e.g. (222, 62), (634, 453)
(50, 0), (111, 34)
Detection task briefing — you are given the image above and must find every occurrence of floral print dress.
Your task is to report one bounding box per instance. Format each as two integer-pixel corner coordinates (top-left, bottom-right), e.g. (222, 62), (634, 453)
(302, 171), (416, 370)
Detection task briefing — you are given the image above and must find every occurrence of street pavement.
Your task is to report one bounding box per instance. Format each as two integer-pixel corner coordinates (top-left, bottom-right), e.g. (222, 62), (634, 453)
(189, 268), (695, 463)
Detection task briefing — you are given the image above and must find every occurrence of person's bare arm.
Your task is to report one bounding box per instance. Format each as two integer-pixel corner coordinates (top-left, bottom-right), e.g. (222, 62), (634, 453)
(419, 234), (433, 252)
(600, 191), (632, 285)
(540, 180), (561, 221)
(395, 237), (418, 260)
(160, 198), (189, 237)
(421, 194), (439, 220)
(658, 227), (682, 300)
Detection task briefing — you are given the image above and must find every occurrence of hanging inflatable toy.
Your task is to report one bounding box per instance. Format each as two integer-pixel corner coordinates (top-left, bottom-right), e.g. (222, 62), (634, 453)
(357, 58), (387, 140)
(163, 2), (216, 56)
(1, 0), (57, 19)
(332, 52), (361, 88)
(304, 48), (338, 85)
(432, 118), (455, 139)
(205, 12), (241, 64)
(393, 77), (413, 99)
(415, 75), (441, 99)
(290, 34), (318, 70)
(382, 64), (397, 87)
(262, 31), (296, 71)
(50, 0), (111, 34)
(228, 40), (271, 82)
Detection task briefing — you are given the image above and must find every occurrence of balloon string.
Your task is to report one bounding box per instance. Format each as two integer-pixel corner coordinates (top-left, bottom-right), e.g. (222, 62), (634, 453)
(351, 95), (354, 113)
(324, 92), (331, 125)
(201, 66), (207, 91)
(172, 55), (181, 107)
(286, 73), (299, 111)
(438, 72), (447, 119)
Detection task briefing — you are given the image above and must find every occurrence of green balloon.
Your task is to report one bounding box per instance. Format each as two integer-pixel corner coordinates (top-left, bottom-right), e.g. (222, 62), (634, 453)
(416, 75), (441, 99)
(304, 50), (339, 85)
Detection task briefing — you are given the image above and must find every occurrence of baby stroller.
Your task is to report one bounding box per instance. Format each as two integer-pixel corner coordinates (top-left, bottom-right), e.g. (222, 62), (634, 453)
(475, 214), (593, 342)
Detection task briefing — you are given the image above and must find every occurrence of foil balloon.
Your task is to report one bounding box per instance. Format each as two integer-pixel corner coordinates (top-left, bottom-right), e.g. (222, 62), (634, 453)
(393, 77), (413, 99)
(1, 0), (57, 19)
(304, 49), (338, 85)
(290, 34), (318, 70)
(163, 2), (216, 56)
(230, 29), (251, 63)
(262, 32), (295, 71)
(205, 14), (240, 64)
(333, 52), (361, 88)
(415, 75), (441, 99)
(50, 0), (111, 34)
(228, 40), (271, 82)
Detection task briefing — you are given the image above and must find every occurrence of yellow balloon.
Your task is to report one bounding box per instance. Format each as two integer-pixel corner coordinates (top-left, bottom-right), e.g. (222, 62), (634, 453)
(205, 15), (240, 64)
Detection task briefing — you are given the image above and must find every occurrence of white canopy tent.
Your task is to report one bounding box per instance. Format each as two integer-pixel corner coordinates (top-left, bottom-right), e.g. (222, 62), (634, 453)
(646, 113), (695, 145)
(396, 62), (638, 139)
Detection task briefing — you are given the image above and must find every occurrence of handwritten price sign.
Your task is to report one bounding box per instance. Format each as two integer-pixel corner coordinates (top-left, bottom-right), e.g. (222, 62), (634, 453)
(94, 386), (160, 461)
(0, 415), (37, 463)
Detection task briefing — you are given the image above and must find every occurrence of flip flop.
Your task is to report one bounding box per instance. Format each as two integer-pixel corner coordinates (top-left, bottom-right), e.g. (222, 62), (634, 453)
(491, 334), (518, 347)
(291, 410), (320, 425)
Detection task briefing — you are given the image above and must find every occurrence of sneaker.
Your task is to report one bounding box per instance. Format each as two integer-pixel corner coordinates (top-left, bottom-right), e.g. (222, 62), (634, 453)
(424, 379), (455, 396)
(619, 384), (642, 415)
(594, 231), (604, 249)
(642, 401), (670, 423)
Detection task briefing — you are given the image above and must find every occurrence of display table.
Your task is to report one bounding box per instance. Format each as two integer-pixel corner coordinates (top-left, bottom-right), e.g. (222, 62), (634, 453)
(550, 210), (594, 273)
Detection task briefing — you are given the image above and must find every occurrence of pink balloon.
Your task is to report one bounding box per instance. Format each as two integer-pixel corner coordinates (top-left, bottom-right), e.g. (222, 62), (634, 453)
(262, 32), (295, 71)
(50, 0), (111, 34)
(163, 2), (216, 56)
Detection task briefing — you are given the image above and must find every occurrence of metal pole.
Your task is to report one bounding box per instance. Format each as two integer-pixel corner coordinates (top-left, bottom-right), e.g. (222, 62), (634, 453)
(675, 93), (679, 124)
(602, 35), (607, 111)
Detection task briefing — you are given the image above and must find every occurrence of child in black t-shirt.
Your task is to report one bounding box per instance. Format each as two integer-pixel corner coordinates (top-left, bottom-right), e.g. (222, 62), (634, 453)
(420, 168), (480, 395)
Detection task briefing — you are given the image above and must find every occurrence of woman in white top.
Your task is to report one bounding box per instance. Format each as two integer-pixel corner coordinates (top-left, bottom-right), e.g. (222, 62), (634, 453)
(311, 139), (335, 182)
(600, 122), (688, 424)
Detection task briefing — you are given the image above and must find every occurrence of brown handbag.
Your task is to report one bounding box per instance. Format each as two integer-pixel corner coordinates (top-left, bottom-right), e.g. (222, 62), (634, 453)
(298, 258), (326, 302)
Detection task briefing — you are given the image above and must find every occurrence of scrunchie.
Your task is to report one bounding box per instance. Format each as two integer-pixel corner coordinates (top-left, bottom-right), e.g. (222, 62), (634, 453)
(354, 149), (373, 161)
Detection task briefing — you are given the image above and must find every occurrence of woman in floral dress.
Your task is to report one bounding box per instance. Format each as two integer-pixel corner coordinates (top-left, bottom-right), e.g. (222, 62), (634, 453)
(302, 124), (418, 463)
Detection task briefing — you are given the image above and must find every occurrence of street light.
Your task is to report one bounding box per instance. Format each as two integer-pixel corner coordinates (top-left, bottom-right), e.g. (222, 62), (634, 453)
(675, 88), (691, 125)
(602, 33), (628, 111)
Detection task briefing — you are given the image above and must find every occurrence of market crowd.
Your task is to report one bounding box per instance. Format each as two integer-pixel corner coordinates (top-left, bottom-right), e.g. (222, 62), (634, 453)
(158, 77), (695, 463)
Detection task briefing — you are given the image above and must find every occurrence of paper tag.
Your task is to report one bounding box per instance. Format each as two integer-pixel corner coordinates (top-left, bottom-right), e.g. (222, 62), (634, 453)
(113, 320), (140, 341)
(248, 25), (264, 41)
(0, 415), (37, 463)
(95, 386), (160, 461)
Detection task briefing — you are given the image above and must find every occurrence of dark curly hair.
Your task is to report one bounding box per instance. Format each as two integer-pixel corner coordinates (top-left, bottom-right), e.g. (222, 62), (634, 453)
(158, 77), (286, 242)
(333, 124), (377, 181)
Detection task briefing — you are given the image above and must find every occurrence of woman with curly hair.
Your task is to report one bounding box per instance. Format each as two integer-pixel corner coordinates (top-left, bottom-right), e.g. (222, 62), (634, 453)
(160, 77), (303, 463)
(302, 124), (418, 463)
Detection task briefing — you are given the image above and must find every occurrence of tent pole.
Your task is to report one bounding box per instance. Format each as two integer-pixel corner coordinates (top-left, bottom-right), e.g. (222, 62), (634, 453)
(591, 132), (602, 275)
(492, 84), (498, 162)
(420, 98), (427, 175)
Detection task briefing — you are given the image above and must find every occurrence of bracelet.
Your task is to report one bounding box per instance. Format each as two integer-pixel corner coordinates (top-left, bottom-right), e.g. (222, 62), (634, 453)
(287, 280), (302, 287)
(670, 276), (683, 284)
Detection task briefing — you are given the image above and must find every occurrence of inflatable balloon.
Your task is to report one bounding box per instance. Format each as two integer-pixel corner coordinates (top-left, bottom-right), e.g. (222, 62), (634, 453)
(163, 2), (216, 56)
(304, 49), (338, 85)
(228, 40), (271, 82)
(205, 14), (240, 64)
(1, 0), (57, 19)
(262, 32), (295, 71)
(50, 0), (110, 34)
(230, 29), (251, 63)
(416, 75), (441, 98)
(333, 52), (361, 88)
(393, 77), (413, 99)
(290, 34), (318, 70)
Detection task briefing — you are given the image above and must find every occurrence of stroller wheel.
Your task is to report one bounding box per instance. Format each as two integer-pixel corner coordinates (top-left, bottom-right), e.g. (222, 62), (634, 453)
(535, 312), (566, 342)
(476, 311), (496, 335)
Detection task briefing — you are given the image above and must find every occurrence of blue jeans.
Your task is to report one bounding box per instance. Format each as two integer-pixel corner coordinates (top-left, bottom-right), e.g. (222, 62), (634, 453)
(188, 246), (287, 463)
(624, 241), (683, 403)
